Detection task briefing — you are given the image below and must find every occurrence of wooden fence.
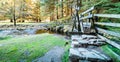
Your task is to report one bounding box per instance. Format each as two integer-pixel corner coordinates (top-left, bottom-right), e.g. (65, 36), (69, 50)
(73, 6), (120, 59)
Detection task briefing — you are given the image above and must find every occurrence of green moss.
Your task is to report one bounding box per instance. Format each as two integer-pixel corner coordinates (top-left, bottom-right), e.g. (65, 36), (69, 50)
(0, 33), (66, 62)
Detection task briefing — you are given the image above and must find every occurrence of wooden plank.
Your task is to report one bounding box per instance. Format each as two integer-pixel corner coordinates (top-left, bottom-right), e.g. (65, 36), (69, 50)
(97, 34), (120, 50)
(106, 46), (120, 60)
(71, 35), (82, 40)
(71, 35), (105, 46)
(69, 48), (111, 61)
(80, 6), (94, 15)
(80, 21), (84, 33)
(94, 14), (120, 18)
(92, 50), (111, 61)
(79, 15), (93, 20)
(97, 27), (120, 38)
(95, 22), (120, 27)
(81, 34), (97, 39)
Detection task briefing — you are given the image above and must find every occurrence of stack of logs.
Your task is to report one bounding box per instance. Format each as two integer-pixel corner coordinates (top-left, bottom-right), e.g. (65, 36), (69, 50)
(69, 34), (112, 62)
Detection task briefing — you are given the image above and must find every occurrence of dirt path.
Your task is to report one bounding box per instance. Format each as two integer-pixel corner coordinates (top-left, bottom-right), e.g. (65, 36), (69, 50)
(33, 46), (65, 62)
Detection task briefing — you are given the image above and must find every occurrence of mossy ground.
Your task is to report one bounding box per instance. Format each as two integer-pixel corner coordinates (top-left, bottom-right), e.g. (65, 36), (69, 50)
(0, 33), (67, 62)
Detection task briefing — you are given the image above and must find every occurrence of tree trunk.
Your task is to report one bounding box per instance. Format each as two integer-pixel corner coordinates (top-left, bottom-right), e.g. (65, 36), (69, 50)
(112, 0), (120, 2)
(76, 0), (80, 31)
(61, 0), (63, 18)
(14, 0), (16, 26)
(57, 7), (59, 19)
(10, 19), (13, 22)
(66, 0), (69, 16)
(13, 15), (16, 26)
(70, 5), (72, 16)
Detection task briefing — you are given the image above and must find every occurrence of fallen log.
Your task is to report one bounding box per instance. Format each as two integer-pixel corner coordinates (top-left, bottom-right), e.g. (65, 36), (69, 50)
(69, 48), (112, 62)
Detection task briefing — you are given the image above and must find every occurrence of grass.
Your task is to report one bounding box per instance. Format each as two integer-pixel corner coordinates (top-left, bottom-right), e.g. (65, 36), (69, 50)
(0, 33), (66, 62)
(0, 36), (12, 41)
(62, 43), (70, 62)
(101, 45), (120, 62)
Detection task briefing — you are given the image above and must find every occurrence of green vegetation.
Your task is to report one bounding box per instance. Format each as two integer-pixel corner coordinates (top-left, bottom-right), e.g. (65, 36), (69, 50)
(0, 36), (12, 40)
(62, 50), (69, 62)
(0, 33), (66, 62)
(101, 45), (120, 62)
(108, 45), (120, 55)
(98, 1), (120, 22)
(106, 26), (120, 33)
(81, 0), (120, 23)
(62, 44), (70, 62)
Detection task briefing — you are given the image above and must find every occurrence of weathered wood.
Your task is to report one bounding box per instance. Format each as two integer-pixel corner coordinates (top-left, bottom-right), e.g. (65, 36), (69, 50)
(71, 35), (80, 41)
(97, 34), (120, 50)
(88, 39), (105, 42)
(94, 14), (120, 18)
(95, 22), (120, 27)
(92, 50), (111, 61)
(69, 32), (82, 35)
(81, 35), (97, 39)
(69, 48), (111, 61)
(83, 23), (91, 27)
(80, 6), (94, 15)
(71, 35), (105, 47)
(79, 15), (93, 20)
(97, 27), (120, 38)
(80, 16), (84, 33)
(71, 41), (81, 48)
(88, 39), (106, 45)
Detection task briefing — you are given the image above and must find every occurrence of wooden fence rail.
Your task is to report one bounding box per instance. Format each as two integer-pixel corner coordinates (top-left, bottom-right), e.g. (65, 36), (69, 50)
(97, 27), (120, 38)
(79, 15), (93, 20)
(70, 6), (120, 61)
(98, 34), (120, 50)
(81, 6), (94, 15)
(95, 22), (120, 27)
(94, 14), (120, 18)
(77, 6), (120, 51)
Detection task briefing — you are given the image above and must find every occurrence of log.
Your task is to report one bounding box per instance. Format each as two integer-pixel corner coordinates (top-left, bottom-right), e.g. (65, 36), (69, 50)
(69, 48), (111, 62)
(97, 34), (120, 50)
(71, 35), (82, 41)
(95, 22), (120, 27)
(94, 14), (120, 18)
(79, 15), (93, 20)
(71, 35), (106, 46)
(80, 6), (94, 15)
(97, 27), (120, 38)
(81, 35), (97, 39)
